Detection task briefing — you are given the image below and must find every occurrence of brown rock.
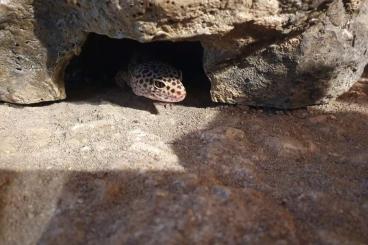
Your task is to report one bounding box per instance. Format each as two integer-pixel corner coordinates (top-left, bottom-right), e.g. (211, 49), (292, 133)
(0, 1), (367, 107)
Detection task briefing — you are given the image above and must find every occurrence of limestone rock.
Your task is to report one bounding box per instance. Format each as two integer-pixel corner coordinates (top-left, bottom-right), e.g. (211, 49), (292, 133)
(0, 0), (368, 107)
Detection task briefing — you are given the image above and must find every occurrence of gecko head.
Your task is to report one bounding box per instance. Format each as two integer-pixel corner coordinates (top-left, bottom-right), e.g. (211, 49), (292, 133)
(131, 62), (187, 103)
(150, 77), (186, 102)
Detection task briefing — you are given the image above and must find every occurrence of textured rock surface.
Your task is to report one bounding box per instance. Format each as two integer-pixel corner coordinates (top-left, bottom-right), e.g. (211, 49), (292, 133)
(1, 84), (368, 244)
(205, 1), (368, 107)
(0, 0), (368, 106)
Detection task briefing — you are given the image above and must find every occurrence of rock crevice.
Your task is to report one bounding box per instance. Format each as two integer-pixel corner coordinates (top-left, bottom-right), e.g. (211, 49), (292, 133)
(0, 0), (367, 107)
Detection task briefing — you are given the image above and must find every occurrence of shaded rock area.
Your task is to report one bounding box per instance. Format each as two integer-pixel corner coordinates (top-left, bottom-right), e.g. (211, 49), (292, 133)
(0, 0), (368, 107)
(0, 78), (368, 244)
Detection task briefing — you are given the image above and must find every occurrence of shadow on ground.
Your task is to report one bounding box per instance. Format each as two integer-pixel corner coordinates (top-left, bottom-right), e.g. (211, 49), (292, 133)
(1, 108), (367, 244)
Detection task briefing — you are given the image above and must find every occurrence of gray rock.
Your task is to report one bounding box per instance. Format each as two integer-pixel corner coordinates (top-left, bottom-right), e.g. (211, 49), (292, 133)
(205, 1), (368, 108)
(0, 0), (367, 107)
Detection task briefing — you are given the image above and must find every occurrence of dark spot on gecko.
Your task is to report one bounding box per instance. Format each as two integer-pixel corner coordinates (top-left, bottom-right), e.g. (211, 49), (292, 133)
(171, 89), (175, 93)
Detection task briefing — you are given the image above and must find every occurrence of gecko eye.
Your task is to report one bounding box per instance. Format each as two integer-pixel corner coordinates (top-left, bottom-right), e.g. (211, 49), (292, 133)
(154, 80), (165, 89)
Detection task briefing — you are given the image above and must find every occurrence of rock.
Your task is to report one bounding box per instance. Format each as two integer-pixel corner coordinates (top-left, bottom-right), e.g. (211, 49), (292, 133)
(1, 101), (368, 244)
(36, 177), (299, 244)
(0, 0), (368, 107)
(205, 1), (368, 108)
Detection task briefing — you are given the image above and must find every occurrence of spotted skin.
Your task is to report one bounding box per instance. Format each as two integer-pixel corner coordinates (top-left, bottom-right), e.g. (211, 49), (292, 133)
(115, 61), (186, 102)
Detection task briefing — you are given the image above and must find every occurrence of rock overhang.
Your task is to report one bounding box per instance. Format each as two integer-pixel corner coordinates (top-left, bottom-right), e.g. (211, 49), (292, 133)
(0, 0), (367, 108)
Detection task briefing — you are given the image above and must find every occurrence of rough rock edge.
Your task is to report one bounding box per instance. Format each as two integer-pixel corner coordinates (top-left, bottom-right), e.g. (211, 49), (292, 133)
(0, 0), (367, 107)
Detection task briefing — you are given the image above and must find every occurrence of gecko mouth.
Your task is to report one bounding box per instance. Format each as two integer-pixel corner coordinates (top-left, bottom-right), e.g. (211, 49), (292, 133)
(152, 93), (186, 103)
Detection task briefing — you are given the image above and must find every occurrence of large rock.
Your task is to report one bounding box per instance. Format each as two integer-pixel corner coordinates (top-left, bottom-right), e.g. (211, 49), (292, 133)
(1, 95), (368, 244)
(205, 1), (368, 108)
(0, 0), (367, 107)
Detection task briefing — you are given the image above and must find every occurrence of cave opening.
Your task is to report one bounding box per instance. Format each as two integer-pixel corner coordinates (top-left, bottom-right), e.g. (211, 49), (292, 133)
(64, 33), (212, 106)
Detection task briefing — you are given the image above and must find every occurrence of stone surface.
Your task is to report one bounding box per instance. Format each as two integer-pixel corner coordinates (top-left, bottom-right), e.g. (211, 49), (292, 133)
(0, 86), (368, 244)
(0, 0), (367, 107)
(205, 1), (368, 108)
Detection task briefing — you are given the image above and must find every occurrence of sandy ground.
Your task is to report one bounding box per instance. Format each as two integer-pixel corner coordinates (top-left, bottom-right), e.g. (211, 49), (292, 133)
(0, 79), (367, 244)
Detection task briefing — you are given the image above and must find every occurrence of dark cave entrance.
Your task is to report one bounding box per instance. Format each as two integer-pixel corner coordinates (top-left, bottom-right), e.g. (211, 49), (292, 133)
(64, 33), (212, 106)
